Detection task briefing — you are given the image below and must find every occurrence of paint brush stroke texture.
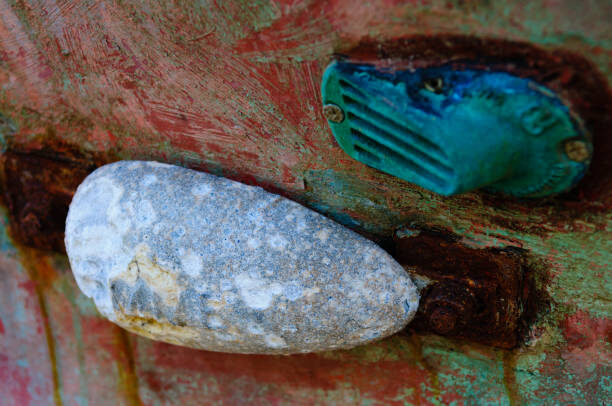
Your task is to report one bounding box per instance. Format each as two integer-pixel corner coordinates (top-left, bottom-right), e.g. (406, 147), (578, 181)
(0, 0), (610, 404)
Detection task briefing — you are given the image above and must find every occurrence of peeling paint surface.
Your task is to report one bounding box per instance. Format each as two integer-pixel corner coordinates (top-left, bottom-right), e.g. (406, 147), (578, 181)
(0, 0), (610, 404)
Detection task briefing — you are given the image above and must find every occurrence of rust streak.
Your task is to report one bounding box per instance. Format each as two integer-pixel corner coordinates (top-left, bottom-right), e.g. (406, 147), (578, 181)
(502, 351), (521, 406)
(19, 248), (63, 406)
(114, 327), (143, 406)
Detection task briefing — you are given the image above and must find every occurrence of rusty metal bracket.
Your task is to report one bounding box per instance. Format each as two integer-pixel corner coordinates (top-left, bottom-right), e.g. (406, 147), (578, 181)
(395, 226), (530, 349)
(0, 139), (104, 252)
(0, 140), (537, 349)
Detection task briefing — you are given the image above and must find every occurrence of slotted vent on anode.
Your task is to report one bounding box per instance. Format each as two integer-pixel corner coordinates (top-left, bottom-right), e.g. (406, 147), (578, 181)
(338, 79), (455, 191)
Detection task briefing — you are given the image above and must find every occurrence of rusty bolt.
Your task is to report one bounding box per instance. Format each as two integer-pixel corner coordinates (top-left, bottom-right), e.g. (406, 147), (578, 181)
(429, 306), (458, 334)
(20, 211), (42, 236)
(422, 282), (477, 336)
(322, 104), (345, 123)
(564, 140), (590, 162)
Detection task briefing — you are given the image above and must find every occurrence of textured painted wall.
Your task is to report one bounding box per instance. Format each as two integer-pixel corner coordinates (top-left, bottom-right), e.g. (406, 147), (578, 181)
(0, 0), (610, 405)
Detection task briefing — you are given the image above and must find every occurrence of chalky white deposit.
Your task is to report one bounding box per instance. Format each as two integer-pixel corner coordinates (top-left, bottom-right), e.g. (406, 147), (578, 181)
(65, 161), (419, 354)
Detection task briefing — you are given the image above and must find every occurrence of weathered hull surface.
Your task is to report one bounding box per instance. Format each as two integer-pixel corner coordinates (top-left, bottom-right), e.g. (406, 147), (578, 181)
(0, 0), (610, 405)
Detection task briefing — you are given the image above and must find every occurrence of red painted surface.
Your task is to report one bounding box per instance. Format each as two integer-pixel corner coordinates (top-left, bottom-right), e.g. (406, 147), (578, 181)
(0, 0), (610, 405)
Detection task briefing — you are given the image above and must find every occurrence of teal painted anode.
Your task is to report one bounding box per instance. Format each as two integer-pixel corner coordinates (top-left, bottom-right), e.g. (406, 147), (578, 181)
(321, 61), (592, 197)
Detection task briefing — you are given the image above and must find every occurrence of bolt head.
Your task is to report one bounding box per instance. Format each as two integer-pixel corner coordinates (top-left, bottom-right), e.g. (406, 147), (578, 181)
(323, 104), (345, 123)
(423, 77), (444, 94)
(20, 211), (41, 236)
(429, 306), (458, 335)
(564, 140), (590, 162)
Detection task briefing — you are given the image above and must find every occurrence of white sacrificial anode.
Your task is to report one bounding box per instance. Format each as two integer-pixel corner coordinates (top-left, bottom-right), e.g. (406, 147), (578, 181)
(65, 161), (419, 354)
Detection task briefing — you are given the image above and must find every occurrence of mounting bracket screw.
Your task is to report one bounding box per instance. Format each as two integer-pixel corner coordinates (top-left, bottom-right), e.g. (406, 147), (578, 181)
(564, 140), (590, 162)
(422, 282), (477, 336)
(323, 104), (345, 123)
(428, 306), (458, 334)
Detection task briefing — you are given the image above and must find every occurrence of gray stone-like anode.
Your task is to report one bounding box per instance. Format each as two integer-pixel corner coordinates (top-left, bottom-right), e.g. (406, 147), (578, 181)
(65, 161), (419, 354)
